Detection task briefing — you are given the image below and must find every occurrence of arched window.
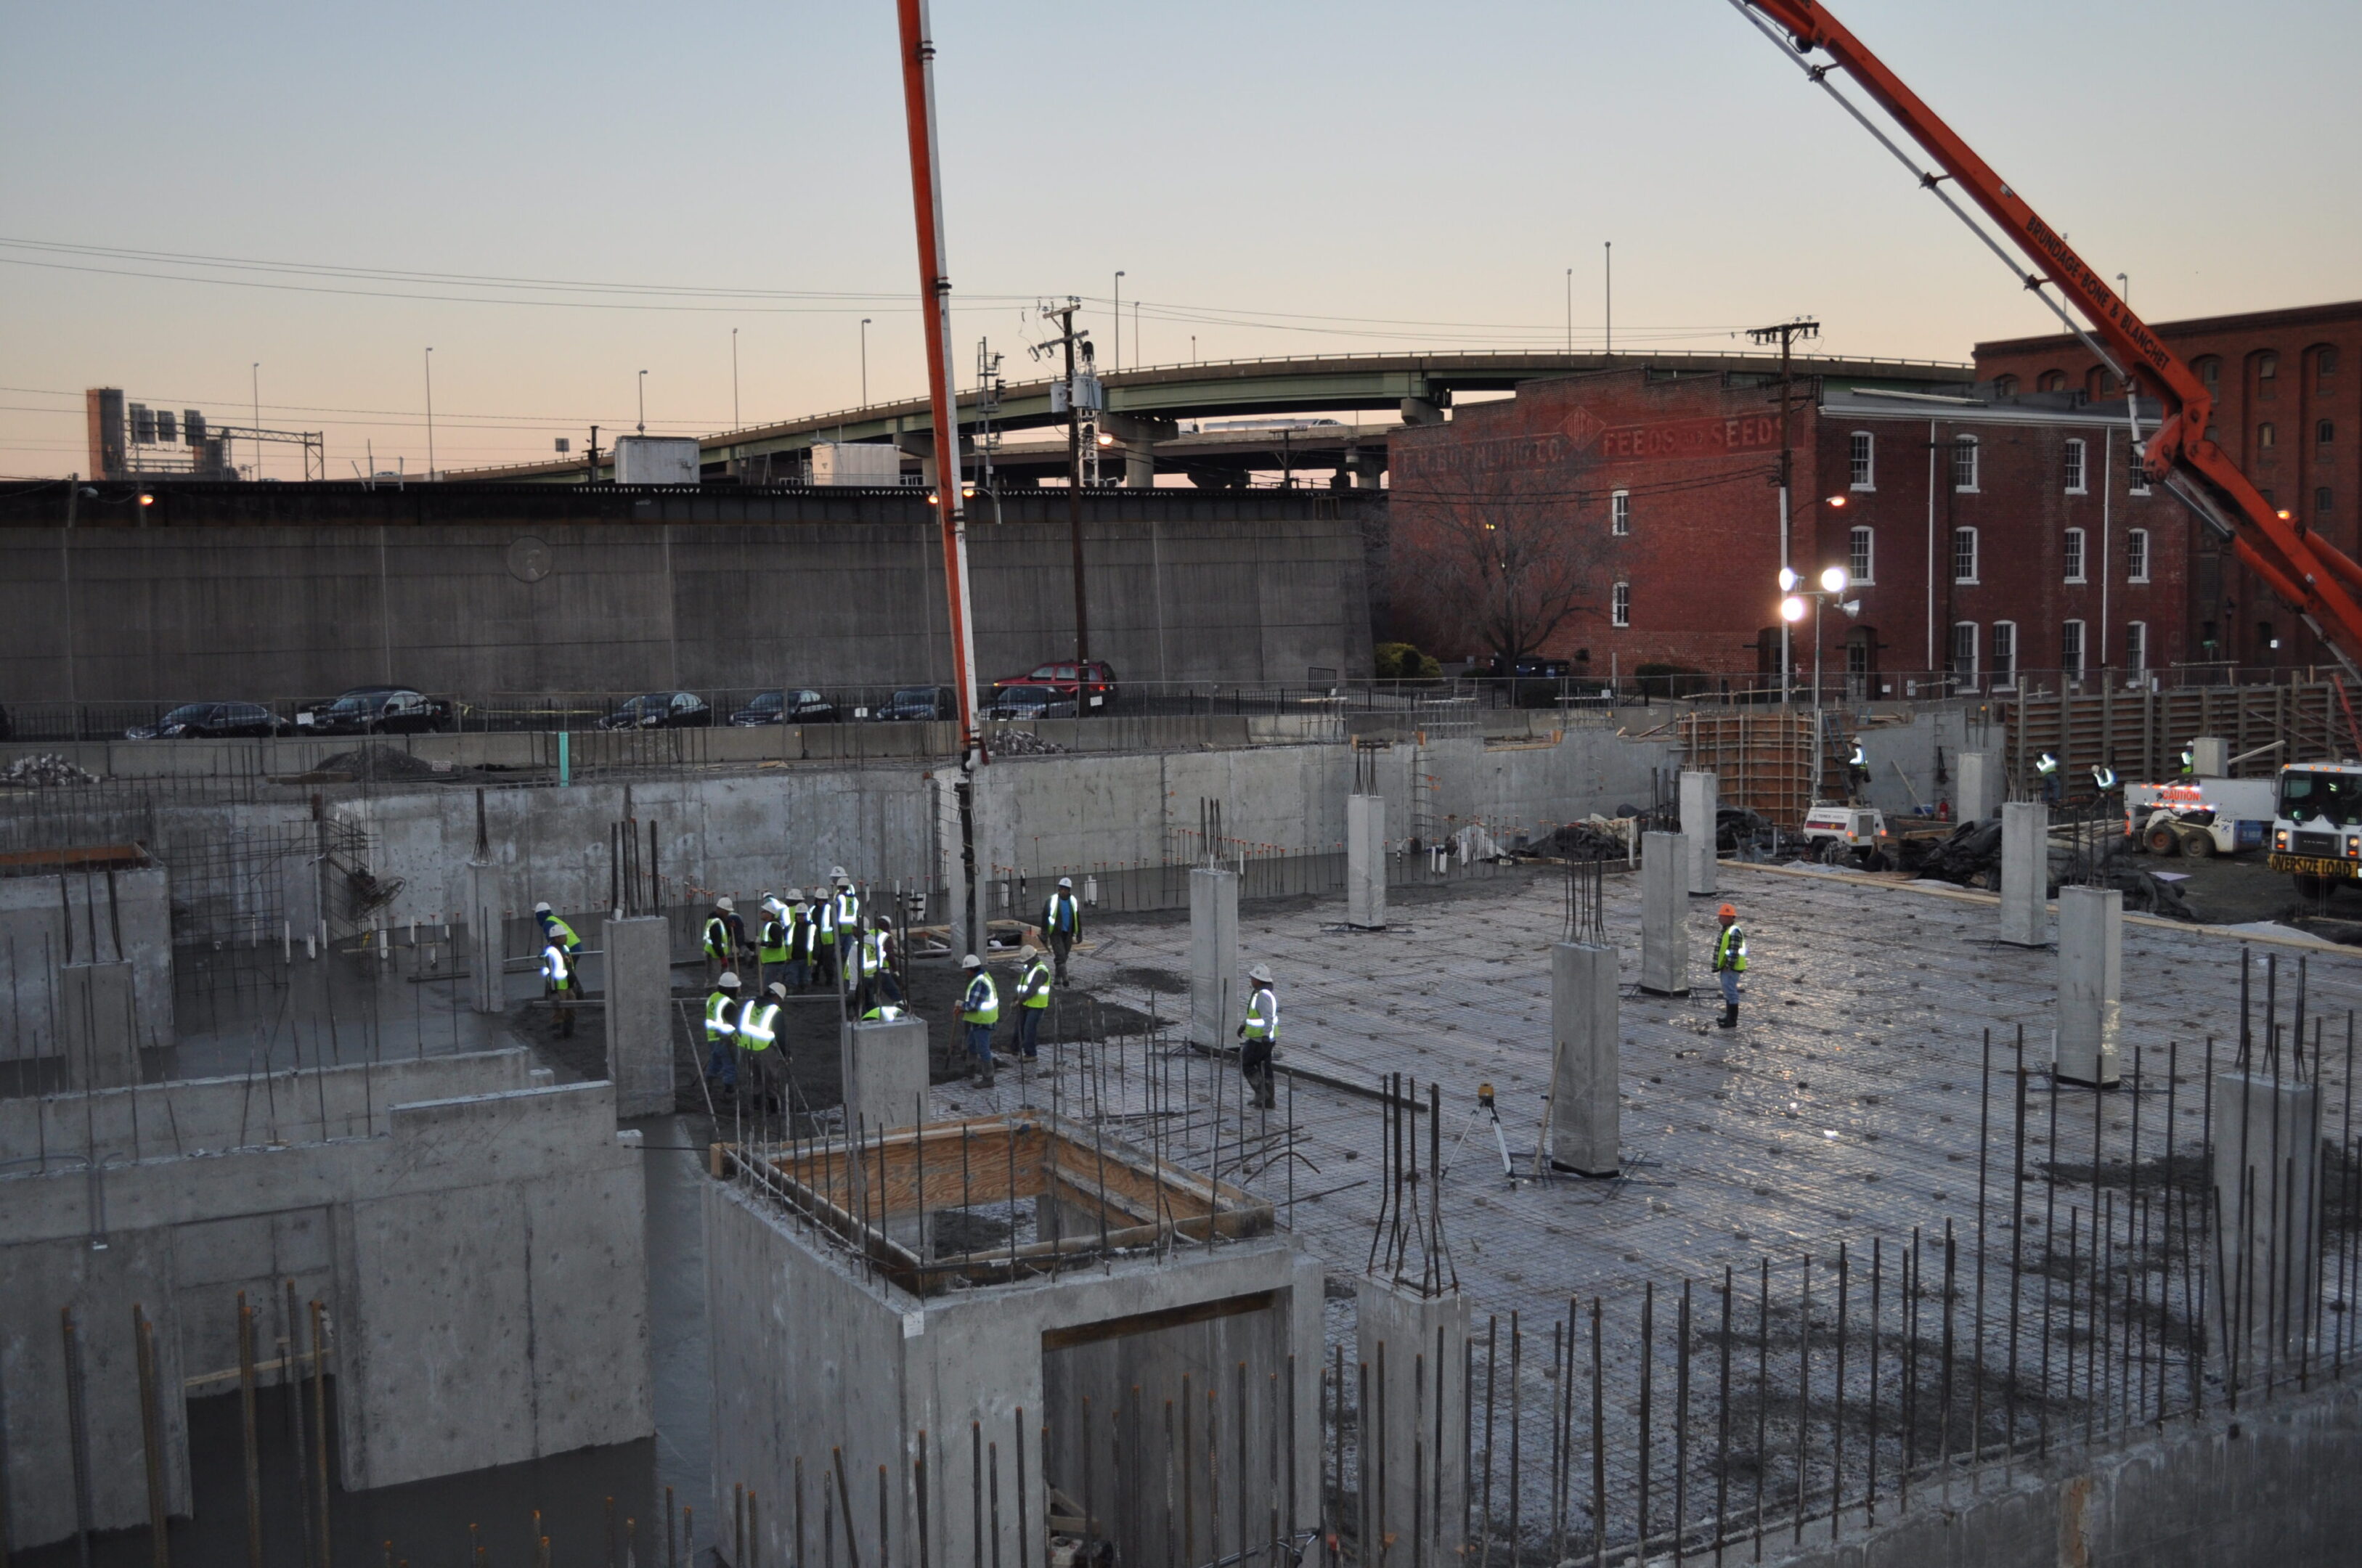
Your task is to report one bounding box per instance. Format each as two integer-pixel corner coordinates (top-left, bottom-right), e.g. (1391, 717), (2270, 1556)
(2039, 369), (2069, 393)
(2194, 356), (2223, 394)
(2318, 345), (2342, 388)
(2260, 422), (2278, 449)
(1993, 374), (2020, 398)
(2257, 351), (2281, 396)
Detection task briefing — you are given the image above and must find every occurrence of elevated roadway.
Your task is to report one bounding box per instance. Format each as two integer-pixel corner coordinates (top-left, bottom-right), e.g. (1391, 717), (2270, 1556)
(449, 347), (1971, 486)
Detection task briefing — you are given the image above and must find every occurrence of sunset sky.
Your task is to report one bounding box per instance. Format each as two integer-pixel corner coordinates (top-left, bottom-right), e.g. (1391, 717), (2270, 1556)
(4, 0), (2354, 478)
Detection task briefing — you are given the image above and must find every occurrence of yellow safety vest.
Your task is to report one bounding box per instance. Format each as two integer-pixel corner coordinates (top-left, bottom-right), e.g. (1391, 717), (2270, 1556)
(1242, 986), (1277, 1042)
(961, 972), (1000, 1025)
(1019, 961), (1052, 1009)
(1714, 925), (1748, 973)
(704, 991), (738, 1041)
(738, 1000), (780, 1050)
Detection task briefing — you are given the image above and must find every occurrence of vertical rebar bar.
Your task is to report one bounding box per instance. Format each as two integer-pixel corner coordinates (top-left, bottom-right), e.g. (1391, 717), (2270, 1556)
(1590, 1299), (1605, 1568)
(239, 1292), (263, 1568)
(1676, 1280), (1692, 1568)
(1716, 1268), (1732, 1568)
(1793, 1257), (1809, 1545)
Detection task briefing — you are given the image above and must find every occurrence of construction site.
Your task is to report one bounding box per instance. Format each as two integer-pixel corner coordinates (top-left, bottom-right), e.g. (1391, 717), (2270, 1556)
(7, 4), (2362, 1568)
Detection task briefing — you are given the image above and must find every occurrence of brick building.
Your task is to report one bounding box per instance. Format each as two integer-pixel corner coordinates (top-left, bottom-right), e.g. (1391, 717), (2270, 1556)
(1976, 300), (2361, 671)
(1385, 364), (2188, 695)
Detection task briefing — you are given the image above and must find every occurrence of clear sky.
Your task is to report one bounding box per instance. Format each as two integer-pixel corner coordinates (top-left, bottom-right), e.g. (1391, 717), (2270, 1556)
(3, 0), (2354, 478)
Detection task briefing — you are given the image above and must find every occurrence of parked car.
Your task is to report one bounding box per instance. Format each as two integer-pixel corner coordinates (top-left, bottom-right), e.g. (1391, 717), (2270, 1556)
(298, 687), (455, 735)
(126, 701), (284, 740)
(991, 660), (1117, 709)
(0, 703), (13, 741)
(728, 688), (838, 726)
(871, 685), (957, 722)
(982, 684), (1078, 721)
(599, 691), (713, 730)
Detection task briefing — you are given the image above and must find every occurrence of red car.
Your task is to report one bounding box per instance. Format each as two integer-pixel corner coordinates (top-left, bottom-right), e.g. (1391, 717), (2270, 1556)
(992, 660), (1118, 709)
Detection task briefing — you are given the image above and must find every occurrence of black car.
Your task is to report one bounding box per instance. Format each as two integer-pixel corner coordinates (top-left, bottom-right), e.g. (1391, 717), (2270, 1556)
(982, 684), (1078, 721)
(299, 687), (454, 735)
(600, 691), (713, 730)
(126, 701), (284, 740)
(728, 688), (837, 726)
(871, 685), (956, 722)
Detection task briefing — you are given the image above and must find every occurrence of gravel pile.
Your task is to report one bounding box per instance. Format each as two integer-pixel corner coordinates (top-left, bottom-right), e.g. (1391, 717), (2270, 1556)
(987, 730), (1070, 756)
(1, 754), (99, 787)
(314, 746), (465, 780)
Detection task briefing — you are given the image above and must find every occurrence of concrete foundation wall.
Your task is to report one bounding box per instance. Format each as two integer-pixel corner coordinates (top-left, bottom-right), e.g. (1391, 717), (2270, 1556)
(0, 864), (174, 1058)
(0, 513), (1373, 702)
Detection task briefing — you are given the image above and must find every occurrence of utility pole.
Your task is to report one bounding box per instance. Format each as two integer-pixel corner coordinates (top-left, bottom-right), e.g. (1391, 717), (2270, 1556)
(1748, 318), (1821, 705)
(587, 425), (599, 484)
(731, 328), (741, 428)
(1035, 298), (1093, 663)
(423, 347), (436, 479)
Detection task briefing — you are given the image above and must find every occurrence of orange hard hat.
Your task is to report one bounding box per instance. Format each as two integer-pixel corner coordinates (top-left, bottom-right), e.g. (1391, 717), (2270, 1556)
(1718, 904), (1737, 918)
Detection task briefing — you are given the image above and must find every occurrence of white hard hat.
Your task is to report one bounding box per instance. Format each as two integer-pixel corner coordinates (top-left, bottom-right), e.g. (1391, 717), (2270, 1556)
(716, 895), (735, 912)
(784, 886), (805, 901)
(1249, 963), (1274, 984)
(1058, 876), (1073, 889)
(718, 971), (741, 989)
(767, 981), (787, 1000)
(830, 865), (847, 879)
(961, 953), (982, 969)
(1019, 944), (1040, 960)
(534, 901), (552, 915)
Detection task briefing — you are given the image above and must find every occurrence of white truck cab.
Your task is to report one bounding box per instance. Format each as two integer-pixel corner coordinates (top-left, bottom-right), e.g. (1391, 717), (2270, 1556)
(2268, 761), (2362, 895)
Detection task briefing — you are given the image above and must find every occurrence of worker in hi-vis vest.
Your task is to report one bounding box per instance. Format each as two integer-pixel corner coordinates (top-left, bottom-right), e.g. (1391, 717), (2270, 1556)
(1041, 877), (1082, 984)
(704, 972), (742, 1090)
(738, 981), (785, 1110)
(1238, 963), (1279, 1109)
(703, 896), (745, 983)
(539, 927), (575, 1038)
(1013, 944), (1051, 1062)
(783, 887), (817, 992)
(1714, 904), (1748, 1030)
(959, 953), (1000, 1087)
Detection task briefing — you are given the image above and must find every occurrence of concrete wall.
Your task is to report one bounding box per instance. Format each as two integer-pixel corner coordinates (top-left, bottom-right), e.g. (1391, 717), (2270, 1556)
(0, 510), (1374, 703)
(0, 1053), (651, 1548)
(1765, 1384), (2362, 1568)
(0, 862), (174, 1058)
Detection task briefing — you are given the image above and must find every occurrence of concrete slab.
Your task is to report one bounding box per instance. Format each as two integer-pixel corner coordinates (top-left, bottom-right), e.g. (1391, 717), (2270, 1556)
(57, 961), (138, 1090)
(0, 857), (174, 1059)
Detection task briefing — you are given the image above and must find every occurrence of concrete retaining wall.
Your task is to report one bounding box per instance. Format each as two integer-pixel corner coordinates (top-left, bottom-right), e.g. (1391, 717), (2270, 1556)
(0, 862), (174, 1058)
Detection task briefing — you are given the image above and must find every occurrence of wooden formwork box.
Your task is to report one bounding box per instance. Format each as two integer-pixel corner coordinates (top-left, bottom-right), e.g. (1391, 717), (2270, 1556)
(2000, 681), (2342, 793)
(1678, 712), (1816, 828)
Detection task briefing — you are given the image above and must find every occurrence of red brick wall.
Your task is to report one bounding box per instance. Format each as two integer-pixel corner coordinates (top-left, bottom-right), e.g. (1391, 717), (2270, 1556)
(1976, 301), (2362, 670)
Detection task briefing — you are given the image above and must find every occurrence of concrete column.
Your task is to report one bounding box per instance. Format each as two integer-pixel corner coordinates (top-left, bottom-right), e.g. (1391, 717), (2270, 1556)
(2055, 886), (2122, 1087)
(468, 859), (505, 1013)
(1346, 793), (1387, 929)
(1640, 832), (1690, 996)
(1354, 1279), (1470, 1565)
(57, 960), (139, 1089)
(1998, 801), (2049, 947)
(842, 1014), (931, 1135)
(2211, 1068), (2322, 1385)
(1956, 750), (1999, 822)
(1679, 770), (1718, 896)
(1549, 942), (1620, 1176)
(2191, 736), (2229, 777)
(1123, 438), (1155, 487)
(1190, 866), (1240, 1048)
(603, 915), (674, 1117)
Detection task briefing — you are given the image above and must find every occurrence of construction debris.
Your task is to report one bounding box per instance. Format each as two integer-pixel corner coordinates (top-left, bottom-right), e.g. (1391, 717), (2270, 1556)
(985, 730), (1070, 757)
(0, 753), (99, 787)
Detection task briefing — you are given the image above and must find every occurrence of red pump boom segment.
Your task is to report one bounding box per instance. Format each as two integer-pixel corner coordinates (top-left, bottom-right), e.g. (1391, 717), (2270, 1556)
(1738, 0), (2362, 677)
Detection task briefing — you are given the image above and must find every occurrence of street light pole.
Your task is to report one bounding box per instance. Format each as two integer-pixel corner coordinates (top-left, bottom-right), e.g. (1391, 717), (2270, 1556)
(636, 370), (648, 435)
(1113, 271), (1125, 372)
(423, 347), (436, 479)
(731, 328), (740, 428)
(1565, 266), (1573, 355)
(1749, 318), (1821, 705)
(250, 362), (260, 481)
(860, 318), (872, 405)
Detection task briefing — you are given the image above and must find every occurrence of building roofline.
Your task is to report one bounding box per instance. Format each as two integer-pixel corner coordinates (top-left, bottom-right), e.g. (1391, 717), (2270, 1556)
(1974, 300), (2361, 359)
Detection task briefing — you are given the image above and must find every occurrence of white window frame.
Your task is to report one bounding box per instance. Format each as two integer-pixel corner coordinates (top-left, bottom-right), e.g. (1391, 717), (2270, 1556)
(1990, 621), (2017, 690)
(2064, 437), (2088, 494)
(1952, 525), (1980, 585)
(2063, 526), (2087, 584)
(1610, 489), (1631, 536)
(2128, 438), (2151, 495)
(2125, 621), (2149, 679)
(1610, 581), (1630, 627)
(2061, 618), (2087, 677)
(2126, 528), (2150, 584)
(1848, 525), (1875, 585)
(1849, 430), (1876, 491)
(1952, 435), (1981, 493)
(1951, 621), (1981, 692)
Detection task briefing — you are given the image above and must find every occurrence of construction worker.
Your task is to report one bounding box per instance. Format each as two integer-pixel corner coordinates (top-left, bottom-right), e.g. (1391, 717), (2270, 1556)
(757, 893), (791, 990)
(861, 915), (902, 1010)
(812, 881), (840, 989)
(1238, 963), (1278, 1109)
(539, 923), (576, 1037)
(1041, 876), (1082, 983)
(703, 896), (746, 984)
(959, 953), (1000, 1087)
(831, 874), (861, 977)
(1013, 944), (1052, 1062)
(2036, 751), (2063, 804)
(783, 887), (817, 992)
(533, 901), (581, 960)
(740, 981), (786, 1111)
(862, 999), (906, 1022)
(1713, 904), (1748, 1029)
(704, 972), (743, 1091)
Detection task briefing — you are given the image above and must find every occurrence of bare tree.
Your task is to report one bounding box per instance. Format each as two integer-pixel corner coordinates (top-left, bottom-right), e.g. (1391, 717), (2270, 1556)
(1389, 479), (1608, 670)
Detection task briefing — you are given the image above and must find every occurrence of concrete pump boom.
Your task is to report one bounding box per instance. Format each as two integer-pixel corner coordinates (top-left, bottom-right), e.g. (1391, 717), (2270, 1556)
(1736, 0), (2362, 677)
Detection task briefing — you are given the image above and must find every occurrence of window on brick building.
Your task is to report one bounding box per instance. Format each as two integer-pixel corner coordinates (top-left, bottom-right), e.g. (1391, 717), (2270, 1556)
(2061, 619), (2086, 676)
(2319, 346), (2340, 389)
(2320, 487), (2335, 519)
(2258, 351), (2279, 385)
(2127, 438), (2151, 494)
(2196, 357), (2222, 394)
(1990, 621), (2016, 689)
(2040, 370), (2068, 393)
(1952, 436), (1980, 492)
(1849, 431), (1875, 490)
(2125, 621), (2148, 679)
(2126, 528), (2150, 584)
(1994, 375), (2019, 398)
(1610, 489), (1630, 536)
(2064, 527), (2086, 583)
(2260, 422), (2277, 449)
(2320, 420), (2336, 446)
(1849, 526), (1874, 584)
(2064, 438), (2087, 494)
(1951, 622), (1980, 691)
(1952, 526), (1979, 584)
(1611, 581), (1630, 627)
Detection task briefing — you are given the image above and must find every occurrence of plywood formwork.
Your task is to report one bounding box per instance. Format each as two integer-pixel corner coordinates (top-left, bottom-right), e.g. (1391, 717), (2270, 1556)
(1677, 712), (1815, 827)
(2000, 680), (2350, 793)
